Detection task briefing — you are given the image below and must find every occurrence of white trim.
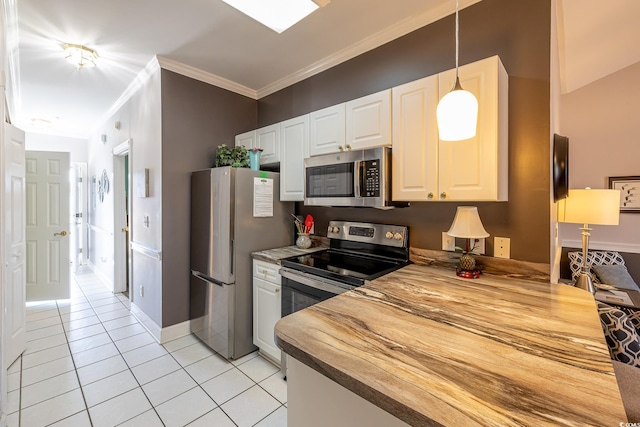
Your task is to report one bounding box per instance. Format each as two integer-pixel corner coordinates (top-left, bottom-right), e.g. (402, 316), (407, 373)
(87, 260), (115, 292)
(112, 138), (131, 156)
(88, 223), (113, 236)
(256, 0), (482, 98)
(157, 56), (257, 100)
(130, 241), (162, 261)
(562, 239), (640, 254)
(130, 302), (161, 343)
(160, 320), (191, 344)
(4, 0), (21, 122)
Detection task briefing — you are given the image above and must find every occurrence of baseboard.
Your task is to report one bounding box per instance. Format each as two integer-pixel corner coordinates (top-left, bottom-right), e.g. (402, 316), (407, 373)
(87, 261), (115, 293)
(129, 303), (191, 344)
(160, 320), (191, 344)
(130, 302), (161, 343)
(562, 240), (640, 254)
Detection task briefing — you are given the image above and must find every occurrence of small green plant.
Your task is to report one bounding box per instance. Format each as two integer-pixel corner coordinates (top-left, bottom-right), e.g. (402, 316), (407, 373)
(215, 144), (249, 168)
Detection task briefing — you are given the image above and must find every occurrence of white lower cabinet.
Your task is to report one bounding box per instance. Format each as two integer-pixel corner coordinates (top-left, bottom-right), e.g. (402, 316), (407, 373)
(252, 259), (282, 363)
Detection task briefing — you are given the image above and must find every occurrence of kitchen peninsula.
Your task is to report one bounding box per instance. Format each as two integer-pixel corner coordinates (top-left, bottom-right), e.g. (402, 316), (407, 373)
(275, 264), (627, 426)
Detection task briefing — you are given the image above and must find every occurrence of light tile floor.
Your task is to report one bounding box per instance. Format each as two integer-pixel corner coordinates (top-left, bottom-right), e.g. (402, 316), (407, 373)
(6, 268), (287, 427)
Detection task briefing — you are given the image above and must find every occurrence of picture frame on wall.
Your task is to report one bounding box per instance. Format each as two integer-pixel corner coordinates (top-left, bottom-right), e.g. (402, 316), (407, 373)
(608, 176), (640, 213)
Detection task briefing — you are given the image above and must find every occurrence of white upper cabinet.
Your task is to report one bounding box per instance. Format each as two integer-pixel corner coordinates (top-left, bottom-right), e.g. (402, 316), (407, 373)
(346, 89), (392, 150)
(256, 123), (281, 164)
(280, 114), (309, 201)
(309, 104), (346, 156)
(391, 75), (439, 201)
(437, 55), (508, 201)
(235, 130), (255, 148)
(392, 55), (508, 202)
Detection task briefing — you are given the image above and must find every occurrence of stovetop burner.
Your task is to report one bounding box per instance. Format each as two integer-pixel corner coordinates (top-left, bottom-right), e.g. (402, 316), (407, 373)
(281, 221), (410, 286)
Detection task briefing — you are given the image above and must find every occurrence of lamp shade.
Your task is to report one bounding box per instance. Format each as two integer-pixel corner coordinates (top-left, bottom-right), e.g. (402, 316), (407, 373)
(436, 83), (478, 141)
(557, 188), (620, 225)
(447, 206), (489, 238)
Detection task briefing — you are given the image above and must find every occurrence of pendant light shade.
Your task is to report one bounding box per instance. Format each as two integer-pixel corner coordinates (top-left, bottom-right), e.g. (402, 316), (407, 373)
(436, 0), (478, 141)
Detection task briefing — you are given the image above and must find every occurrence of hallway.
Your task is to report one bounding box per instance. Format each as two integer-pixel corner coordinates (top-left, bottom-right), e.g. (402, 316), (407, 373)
(6, 268), (287, 426)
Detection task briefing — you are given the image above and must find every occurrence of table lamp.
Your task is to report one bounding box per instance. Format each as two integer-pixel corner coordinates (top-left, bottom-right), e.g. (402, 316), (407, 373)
(447, 206), (489, 278)
(558, 188), (620, 294)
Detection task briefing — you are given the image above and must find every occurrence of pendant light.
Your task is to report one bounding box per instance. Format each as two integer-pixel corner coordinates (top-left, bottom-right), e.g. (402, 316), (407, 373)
(436, 0), (478, 141)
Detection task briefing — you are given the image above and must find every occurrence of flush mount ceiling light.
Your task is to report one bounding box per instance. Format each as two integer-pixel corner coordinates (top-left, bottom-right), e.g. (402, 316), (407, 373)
(62, 43), (98, 68)
(436, 0), (478, 141)
(221, 0), (329, 33)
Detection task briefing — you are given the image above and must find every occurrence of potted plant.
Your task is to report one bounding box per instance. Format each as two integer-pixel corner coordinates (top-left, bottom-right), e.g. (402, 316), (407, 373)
(215, 144), (249, 168)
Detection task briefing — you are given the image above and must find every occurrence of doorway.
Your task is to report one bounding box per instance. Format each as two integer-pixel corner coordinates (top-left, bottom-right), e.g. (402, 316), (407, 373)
(70, 162), (88, 273)
(113, 139), (132, 297)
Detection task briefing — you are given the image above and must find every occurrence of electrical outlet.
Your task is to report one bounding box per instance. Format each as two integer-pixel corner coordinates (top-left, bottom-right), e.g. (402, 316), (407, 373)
(442, 232), (455, 251)
(140, 286), (144, 297)
(494, 237), (510, 259)
(474, 238), (485, 255)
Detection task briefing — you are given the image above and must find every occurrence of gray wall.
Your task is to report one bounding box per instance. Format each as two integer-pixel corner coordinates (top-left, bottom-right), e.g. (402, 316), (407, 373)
(258, 0), (552, 263)
(160, 69), (257, 327)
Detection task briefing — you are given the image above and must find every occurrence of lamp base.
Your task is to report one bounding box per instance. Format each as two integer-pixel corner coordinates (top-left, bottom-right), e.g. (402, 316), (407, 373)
(575, 272), (595, 295)
(456, 268), (481, 279)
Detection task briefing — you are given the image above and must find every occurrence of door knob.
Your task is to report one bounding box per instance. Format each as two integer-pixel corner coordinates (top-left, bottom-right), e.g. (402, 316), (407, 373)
(122, 227), (129, 233)
(54, 231), (68, 237)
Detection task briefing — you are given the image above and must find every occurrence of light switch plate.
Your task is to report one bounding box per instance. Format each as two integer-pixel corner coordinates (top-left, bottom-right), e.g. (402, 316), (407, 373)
(442, 232), (455, 251)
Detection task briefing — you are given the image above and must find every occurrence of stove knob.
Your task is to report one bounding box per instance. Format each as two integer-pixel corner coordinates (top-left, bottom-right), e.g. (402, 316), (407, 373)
(385, 231), (394, 239)
(332, 226), (340, 233)
(328, 226), (333, 234)
(393, 232), (403, 240)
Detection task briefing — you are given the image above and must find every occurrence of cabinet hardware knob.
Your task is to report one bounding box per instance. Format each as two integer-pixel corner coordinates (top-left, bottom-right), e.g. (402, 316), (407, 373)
(54, 231), (68, 237)
(427, 192), (434, 200)
(338, 146), (344, 152)
(275, 288), (280, 293)
(440, 192), (447, 199)
(345, 144), (352, 150)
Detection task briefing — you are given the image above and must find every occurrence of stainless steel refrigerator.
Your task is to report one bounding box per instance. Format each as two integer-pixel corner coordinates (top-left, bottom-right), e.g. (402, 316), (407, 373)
(190, 167), (293, 360)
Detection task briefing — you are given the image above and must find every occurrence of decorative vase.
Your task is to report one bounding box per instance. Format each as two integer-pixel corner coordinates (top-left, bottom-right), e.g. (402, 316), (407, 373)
(249, 150), (261, 171)
(296, 233), (312, 249)
(459, 253), (476, 271)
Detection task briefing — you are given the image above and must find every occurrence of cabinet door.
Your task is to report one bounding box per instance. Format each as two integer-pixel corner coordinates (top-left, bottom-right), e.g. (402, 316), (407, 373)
(391, 76), (439, 201)
(280, 115), (309, 201)
(256, 123), (280, 164)
(346, 89), (391, 150)
(309, 104), (345, 156)
(253, 277), (281, 362)
(235, 130), (255, 148)
(438, 55), (508, 201)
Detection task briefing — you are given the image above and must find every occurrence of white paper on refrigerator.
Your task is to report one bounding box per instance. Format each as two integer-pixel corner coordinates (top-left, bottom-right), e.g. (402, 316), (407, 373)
(253, 177), (274, 217)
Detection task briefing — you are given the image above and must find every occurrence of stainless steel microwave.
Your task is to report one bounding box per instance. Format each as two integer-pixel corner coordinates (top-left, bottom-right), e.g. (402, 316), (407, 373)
(304, 147), (406, 208)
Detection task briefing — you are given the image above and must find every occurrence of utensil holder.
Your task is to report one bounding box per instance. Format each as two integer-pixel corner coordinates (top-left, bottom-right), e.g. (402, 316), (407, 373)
(296, 233), (312, 249)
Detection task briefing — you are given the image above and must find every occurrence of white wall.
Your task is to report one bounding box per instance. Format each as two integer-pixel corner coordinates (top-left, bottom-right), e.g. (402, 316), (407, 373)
(25, 133), (88, 163)
(559, 61), (640, 253)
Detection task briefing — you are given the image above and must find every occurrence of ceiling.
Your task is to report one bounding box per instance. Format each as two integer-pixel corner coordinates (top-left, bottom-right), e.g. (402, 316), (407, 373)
(6, 0), (640, 139)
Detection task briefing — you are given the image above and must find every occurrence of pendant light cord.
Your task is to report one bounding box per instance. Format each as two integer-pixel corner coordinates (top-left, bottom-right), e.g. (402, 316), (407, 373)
(455, 0), (460, 80)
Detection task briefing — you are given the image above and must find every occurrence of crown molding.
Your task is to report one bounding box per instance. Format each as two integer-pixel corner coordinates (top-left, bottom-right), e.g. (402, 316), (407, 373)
(256, 0), (482, 98)
(157, 56), (257, 100)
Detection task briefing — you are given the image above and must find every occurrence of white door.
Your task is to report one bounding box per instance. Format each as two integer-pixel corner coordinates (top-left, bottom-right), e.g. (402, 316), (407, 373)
(4, 124), (27, 367)
(25, 151), (71, 301)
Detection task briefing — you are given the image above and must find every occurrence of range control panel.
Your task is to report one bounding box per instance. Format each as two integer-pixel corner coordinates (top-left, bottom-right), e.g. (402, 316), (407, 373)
(326, 221), (408, 248)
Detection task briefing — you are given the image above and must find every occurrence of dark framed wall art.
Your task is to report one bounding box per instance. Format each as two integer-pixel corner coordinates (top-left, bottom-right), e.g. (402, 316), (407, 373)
(608, 176), (640, 213)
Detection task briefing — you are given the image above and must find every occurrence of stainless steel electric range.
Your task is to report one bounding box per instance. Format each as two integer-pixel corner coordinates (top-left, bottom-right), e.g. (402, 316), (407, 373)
(280, 220), (410, 317)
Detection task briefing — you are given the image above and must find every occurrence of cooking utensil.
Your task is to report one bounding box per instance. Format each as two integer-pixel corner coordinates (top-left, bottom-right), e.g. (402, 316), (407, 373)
(305, 214), (314, 233)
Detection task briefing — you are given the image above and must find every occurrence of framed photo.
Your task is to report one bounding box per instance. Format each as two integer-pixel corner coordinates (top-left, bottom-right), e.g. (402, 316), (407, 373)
(608, 176), (640, 213)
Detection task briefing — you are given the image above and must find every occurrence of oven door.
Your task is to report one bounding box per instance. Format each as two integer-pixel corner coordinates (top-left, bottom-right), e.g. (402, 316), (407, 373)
(280, 267), (354, 317)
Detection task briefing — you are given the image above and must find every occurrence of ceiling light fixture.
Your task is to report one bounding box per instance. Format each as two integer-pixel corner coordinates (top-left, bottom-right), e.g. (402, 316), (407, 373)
(436, 0), (478, 141)
(221, 0), (329, 34)
(63, 43), (98, 69)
